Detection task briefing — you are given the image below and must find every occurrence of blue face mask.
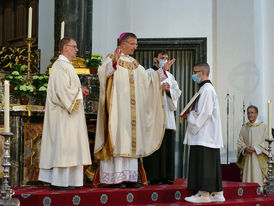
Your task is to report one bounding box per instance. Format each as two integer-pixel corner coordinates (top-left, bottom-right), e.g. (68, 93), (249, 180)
(158, 60), (167, 68)
(192, 74), (200, 83)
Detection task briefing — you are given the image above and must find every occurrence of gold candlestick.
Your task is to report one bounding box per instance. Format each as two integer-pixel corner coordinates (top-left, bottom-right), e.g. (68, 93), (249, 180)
(24, 38), (36, 83)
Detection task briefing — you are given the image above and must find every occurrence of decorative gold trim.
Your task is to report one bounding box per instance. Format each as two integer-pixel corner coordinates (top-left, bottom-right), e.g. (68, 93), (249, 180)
(70, 100), (80, 114)
(118, 59), (139, 70)
(0, 46), (39, 73)
(94, 66), (114, 160)
(48, 68), (90, 74)
(128, 70), (137, 156)
(245, 121), (264, 127)
(68, 88), (80, 114)
(108, 54), (139, 70)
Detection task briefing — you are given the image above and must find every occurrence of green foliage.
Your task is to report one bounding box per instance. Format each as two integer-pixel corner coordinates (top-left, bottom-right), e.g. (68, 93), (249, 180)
(14, 82), (34, 98)
(5, 64), (26, 85)
(85, 54), (103, 69)
(32, 74), (49, 99)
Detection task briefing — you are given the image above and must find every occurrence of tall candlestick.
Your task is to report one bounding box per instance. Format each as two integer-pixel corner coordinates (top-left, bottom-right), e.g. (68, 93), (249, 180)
(60, 21), (65, 40)
(268, 100), (272, 139)
(28, 7), (32, 38)
(4, 80), (10, 132)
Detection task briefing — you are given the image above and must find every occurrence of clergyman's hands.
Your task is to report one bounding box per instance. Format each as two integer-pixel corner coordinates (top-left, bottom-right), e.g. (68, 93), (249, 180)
(161, 82), (170, 92)
(245, 146), (255, 154)
(113, 46), (122, 63)
(162, 58), (176, 71)
(82, 86), (89, 98)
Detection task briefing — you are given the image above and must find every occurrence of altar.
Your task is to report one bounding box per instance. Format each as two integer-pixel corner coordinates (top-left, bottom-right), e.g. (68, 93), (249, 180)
(0, 74), (99, 187)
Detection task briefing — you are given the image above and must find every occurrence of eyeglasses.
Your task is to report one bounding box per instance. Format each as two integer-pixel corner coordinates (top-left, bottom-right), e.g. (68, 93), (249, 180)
(125, 42), (138, 47)
(193, 70), (202, 74)
(66, 44), (78, 49)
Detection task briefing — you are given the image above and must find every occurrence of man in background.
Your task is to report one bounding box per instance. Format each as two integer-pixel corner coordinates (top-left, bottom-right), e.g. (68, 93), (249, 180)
(144, 50), (181, 184)
(237, 105), (268, 189)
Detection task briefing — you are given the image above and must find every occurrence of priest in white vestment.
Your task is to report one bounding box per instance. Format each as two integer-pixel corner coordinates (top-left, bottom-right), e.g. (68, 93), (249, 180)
(94, 32), (175, 187)
(39, 37), (92, 189)
(237, 105), (268, 188)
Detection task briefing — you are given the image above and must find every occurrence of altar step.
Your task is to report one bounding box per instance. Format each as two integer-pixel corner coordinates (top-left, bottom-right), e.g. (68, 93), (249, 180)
(12, 179), (274, 206)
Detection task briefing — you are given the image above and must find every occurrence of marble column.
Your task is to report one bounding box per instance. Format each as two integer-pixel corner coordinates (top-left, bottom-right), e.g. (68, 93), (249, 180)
(54, 0), (93, 58)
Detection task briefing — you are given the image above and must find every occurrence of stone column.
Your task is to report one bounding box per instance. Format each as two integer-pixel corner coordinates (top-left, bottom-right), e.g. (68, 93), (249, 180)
(54, 0), (93, 58)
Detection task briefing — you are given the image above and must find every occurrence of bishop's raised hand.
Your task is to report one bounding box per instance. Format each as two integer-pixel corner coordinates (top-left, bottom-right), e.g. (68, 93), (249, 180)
(163, 58), (176, 71)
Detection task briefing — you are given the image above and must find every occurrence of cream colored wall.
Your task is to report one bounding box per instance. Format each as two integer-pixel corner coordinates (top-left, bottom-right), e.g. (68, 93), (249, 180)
(215, 0), (274, 162)
(38, 0), (274, 164)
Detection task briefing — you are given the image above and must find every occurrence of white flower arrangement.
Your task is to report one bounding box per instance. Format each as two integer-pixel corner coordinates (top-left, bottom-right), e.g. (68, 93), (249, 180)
(14, 83), (34, 98)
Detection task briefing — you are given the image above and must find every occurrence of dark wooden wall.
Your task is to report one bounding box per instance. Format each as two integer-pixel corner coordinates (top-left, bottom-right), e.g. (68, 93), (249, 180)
(0, 0), (38, 47)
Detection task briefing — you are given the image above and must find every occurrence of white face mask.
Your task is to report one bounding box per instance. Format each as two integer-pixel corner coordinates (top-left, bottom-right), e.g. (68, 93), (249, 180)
(158, 60), (167, 68)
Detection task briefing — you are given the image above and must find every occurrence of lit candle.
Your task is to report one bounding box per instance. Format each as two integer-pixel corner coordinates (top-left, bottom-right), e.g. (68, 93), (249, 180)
(268, 100), (272, 139)
(28, 7), (32, 38)
(4, 80), (10, 132)
(60, 21), (65, 40)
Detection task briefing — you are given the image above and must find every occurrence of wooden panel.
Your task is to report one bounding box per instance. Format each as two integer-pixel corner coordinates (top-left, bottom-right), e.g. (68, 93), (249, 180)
(0, 1), (3, 45)
(30, 0), (38, 39)
(15, 0), (27, 38)
(0, 0), (39, 47)
(3, 1), (15, 43)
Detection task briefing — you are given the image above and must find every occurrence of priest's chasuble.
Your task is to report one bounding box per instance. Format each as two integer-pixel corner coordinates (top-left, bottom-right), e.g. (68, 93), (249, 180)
(237, 120), (268, 186)
(94, 54), (166, 160)
(39, 59), (91, 169)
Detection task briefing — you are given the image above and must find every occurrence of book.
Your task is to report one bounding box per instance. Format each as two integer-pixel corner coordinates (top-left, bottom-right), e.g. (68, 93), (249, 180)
(180, 92), (200, 117)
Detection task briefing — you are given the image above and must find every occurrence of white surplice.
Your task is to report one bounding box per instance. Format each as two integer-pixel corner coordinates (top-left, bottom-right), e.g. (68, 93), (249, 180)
(183, 82), (223, 149)
(147, 68), (181, 130)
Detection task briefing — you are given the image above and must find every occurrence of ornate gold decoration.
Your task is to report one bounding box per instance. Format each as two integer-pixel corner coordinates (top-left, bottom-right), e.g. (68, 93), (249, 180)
(128, 70), (137, 156)
(30, 132), (41, 171)
(23, 122), (43, 184)
(47, 55), (90, 74)
(24, 38), (36, 82)
(108, 54), (140, 70)
(0, 46), (39, 73)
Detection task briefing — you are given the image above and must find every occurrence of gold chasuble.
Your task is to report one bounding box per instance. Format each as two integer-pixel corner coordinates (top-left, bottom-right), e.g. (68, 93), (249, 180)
(94, 54), (165, 160)
(39, 59), (91, 169)
(237, 121), (268, 186)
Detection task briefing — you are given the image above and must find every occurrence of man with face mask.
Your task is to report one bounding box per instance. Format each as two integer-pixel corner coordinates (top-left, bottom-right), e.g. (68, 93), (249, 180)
(183, 63), (225, 203)
(143, 50), (181, 185)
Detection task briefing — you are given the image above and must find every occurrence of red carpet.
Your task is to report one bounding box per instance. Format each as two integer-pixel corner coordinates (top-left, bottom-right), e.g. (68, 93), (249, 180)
(12, 179), (274, 206)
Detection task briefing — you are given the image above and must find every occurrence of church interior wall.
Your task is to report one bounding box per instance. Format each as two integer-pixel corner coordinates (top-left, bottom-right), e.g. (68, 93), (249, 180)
(215, 0), (274, 163)
(38, 0), (55, 75)
(38, 0), (274, 164)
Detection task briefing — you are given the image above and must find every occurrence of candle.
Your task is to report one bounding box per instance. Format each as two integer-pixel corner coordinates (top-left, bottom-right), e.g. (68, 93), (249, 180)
(28, 7), (32, 38)
(4, 80), (10, 132)
(60, 21), (65, 40)
(268, 100), (272, 139)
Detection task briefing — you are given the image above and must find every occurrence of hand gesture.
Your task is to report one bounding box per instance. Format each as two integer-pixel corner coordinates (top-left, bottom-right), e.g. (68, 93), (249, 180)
(245, 146), (255, 154)
(163, 58), (176, 71)
(161, 82), (170, 91)
(82, 86), (89, 98)
(113, 46), (122, 63)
